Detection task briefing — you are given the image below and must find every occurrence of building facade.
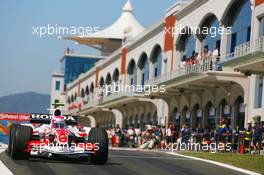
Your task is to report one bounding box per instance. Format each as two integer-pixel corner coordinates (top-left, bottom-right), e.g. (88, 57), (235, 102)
(51, 0), (264, 130)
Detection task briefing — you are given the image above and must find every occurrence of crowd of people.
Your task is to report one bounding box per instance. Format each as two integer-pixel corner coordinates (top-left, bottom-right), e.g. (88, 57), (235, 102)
(179, 47), (222, 71)
(108, 119), (264, 155)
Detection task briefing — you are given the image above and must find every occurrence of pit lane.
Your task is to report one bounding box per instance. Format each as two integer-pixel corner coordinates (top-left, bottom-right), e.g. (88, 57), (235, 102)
(0, 150), (248, 175)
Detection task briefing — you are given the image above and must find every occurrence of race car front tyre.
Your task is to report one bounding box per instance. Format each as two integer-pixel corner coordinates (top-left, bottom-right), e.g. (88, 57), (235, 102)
(7, 124), (18, 155)
(88, 128), (108, 165)
(10, 125), (32, 160)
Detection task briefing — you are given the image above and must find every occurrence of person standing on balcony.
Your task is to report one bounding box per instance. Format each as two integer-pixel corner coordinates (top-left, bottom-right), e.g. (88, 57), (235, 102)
(212, 47), (219, 70)
(195, 52), (202, 64)
(203, 48), (207, 59)
(98, 89), (104, 104)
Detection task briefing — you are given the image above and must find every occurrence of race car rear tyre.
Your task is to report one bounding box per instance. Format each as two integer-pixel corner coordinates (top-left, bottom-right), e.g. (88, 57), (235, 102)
(10, 125), (32, 160)
(88, 128), (108, 165)
(7, 124), (18, 155)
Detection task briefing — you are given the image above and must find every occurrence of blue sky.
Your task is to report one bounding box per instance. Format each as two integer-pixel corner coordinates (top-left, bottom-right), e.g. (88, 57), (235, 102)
(0, 0), (175, 97)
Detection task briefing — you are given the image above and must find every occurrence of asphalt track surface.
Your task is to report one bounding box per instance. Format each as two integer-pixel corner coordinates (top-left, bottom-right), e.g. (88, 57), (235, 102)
(0, 150), (248, 175)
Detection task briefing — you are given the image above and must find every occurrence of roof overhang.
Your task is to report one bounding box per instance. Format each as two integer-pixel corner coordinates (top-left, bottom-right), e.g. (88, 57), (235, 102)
(64, 36), (121, 46)
(222, 52), (264, 75)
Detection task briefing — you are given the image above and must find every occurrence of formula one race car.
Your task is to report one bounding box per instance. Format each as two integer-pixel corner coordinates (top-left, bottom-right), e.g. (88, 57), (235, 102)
(7, 109), (108, 164)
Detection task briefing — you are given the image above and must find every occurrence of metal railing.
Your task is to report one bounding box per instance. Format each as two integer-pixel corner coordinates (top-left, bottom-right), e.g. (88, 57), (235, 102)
(221, 36), (264, 62)
(145, 58), (212, 86)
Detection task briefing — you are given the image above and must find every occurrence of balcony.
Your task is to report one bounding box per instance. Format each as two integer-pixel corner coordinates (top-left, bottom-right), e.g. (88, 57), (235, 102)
(145, 58), (213, 86)
(221, 37), (264, 74)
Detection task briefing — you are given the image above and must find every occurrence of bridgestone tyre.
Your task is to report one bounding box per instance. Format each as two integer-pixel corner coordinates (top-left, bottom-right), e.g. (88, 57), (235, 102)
(7, 124), (18, 155)
(10, 125), (32, 160)
(88, 128), (108, 165)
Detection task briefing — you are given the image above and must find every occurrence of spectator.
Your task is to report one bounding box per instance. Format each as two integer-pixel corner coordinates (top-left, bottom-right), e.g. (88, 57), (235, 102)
(181, 124), (191, 144)
(127, 125), (135, 148)
(111, 128), (117, 147)
(140, 125), (157, 150)
(212, 47), (219, 70)
(154, 125), (162, 148)
(252, 123), (262, 154)
(232, 125), (240, 152)
(166, 124), (172, 146)
(194, 123), (203, 143)
(134, 127), (141, 147)
(115, 124), (122, 147)
(195, 52), (202, 64)
(203, 48), (209, 60)
(244, 121), (253, 153)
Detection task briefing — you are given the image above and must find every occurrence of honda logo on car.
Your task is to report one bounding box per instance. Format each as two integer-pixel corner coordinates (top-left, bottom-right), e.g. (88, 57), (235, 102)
(30, 114), (76, 121)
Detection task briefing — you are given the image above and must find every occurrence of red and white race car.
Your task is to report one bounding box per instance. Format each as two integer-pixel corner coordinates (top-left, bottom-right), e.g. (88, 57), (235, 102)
(7, 109), (108, 164)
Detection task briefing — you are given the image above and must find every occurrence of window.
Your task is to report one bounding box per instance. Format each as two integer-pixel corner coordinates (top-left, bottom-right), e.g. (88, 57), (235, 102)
(259, 17), (264, 36)
(202, 19), (221, 52)
(55, 81), (60, 91)
(229, 0), (252, 52)
(185, 35), (196, 59)
(63, 56), (100, 86)
(154, 49), (162, 78)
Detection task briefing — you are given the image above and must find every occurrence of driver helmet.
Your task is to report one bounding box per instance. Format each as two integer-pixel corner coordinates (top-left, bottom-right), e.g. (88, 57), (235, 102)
(52, 116), (66, 128)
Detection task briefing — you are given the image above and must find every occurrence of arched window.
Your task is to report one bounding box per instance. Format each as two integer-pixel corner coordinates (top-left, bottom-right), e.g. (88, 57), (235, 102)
(150, 45), (162, 78)
(113, 68), (120, 82)
(176, 28), (196, 61)
(204, 101), (214, 129)
(99, 77), (104, 87)
(71, 94), (74, 103)
(90, 83), (94, 93)
(85, 85), (89, 95)
(185, 35), (196, 60)
(199, 15), (221, 52)
(81, 88), (85, 98)
(105, 73), (112, 85)
(127, 59), (137, 85)
(105, 73), (112, 95)
(74, 92), (77, 100)
(138, 53), (149, 86)
(223, 0), (252, 53)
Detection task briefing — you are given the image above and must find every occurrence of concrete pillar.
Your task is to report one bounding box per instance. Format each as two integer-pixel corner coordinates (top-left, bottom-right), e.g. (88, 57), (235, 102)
(164, 51), (173, 72)
(220, 24), (229, 57)
(121, 74), (126, 85)
(137, 68), (142, 85)
(149, 62), (155, 81)
(251, 0), (258, 41)
(195, 37), (202, 54)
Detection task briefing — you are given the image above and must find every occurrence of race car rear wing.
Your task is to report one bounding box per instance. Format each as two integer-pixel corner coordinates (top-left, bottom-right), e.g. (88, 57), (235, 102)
(30, 114), (78, 125)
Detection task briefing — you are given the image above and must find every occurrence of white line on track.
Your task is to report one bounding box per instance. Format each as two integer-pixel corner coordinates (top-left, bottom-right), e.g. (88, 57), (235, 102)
(0, 144), (13, 175)
(109, 155), (190, 160)
(167, 152), (262, 175)
(0, 161), (13, 175)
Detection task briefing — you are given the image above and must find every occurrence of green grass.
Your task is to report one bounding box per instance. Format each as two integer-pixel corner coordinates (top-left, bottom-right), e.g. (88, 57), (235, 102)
(179, 152), (264, 174)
